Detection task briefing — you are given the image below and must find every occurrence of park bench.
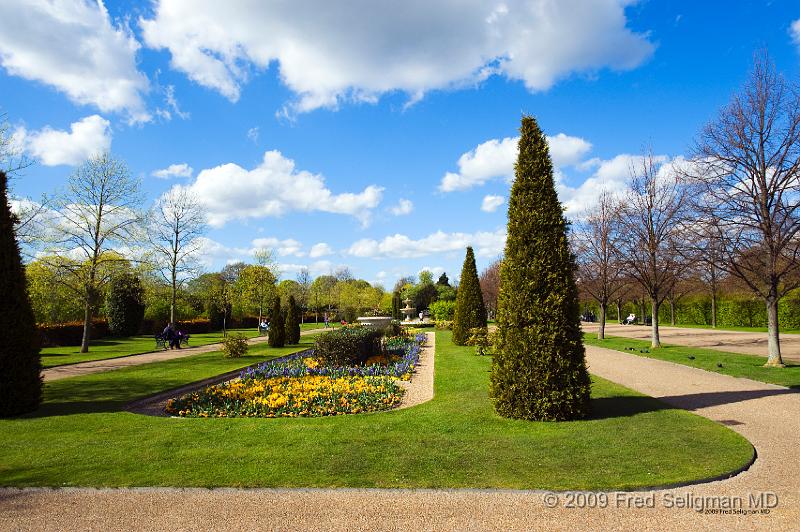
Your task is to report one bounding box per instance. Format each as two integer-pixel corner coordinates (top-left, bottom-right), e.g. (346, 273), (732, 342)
(154, 333), (191, 350)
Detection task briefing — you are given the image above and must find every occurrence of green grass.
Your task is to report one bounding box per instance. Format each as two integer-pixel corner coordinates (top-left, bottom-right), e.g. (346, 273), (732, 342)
(584, 333), (800, 389)
(657, 323), (800, 335)
(300, 322), (339, 331)
(0, 331), (753, 489)
(40, 328), (261, 368)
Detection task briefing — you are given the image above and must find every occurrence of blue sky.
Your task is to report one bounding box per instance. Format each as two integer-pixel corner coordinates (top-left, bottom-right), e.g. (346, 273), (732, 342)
(2, 0), (800, 288)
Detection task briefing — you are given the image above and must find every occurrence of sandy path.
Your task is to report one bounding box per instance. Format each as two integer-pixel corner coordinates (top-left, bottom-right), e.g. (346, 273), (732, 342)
(396, 332), (435, 409)
(3, 342), (798, 530)
(43, 328), (328, 382)
(582, 322), (800, 362)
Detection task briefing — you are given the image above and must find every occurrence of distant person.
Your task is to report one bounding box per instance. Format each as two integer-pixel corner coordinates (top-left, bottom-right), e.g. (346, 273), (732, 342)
(419, 311), (424, 322)
(625, 313), (636, 325)
(162, 322), (180, 349)
(324, 313), (329, 328)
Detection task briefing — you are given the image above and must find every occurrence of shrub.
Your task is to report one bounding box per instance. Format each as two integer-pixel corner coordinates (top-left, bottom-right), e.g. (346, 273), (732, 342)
(490, 116), (591, 421)
(285, 295), (301, 344)
(429, 300), (456, 321)
(105, 272), (145, 336)
(314, 326), (382, 366)
(435, 320), (453, 330)
(222, 333), (249, 358)
(466, 327), (490, 356)
(268, 296), (285, 347)
(0, 171), (42, 417)
(38, 319), (110, 347)
(452, 246), (487, 345)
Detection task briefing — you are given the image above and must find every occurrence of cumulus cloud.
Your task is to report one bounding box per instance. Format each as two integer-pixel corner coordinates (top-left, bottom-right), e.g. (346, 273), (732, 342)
(251, 237), (304, 257)
(152, 163), (193, 179)
(140, 1), (653, 114)
(14, 115), (111, 166)
(791, 19), (800, 48)
(481, 194), (505, 212)
(439, 133), (591, 192)
(309, 242), (333, 258)
(389, 198), (413, 216)
(347, 228), (506, 259)
(174, 149), (383, 227)
(0, 0), (150, 122)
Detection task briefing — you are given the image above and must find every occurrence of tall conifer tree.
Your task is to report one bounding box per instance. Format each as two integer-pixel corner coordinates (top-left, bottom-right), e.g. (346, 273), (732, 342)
(490, 116), (591, 421)
(285, 295), (301, 344)
(452, 246), (487, 345)
(0, 171), (42, 416)
(268, 296), (286, 347)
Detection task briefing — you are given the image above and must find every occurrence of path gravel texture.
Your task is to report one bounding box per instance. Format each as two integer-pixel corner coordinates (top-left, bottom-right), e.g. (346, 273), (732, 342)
(42, 328), (328, 382)
(582, 322), (800, 362)
(3, 339), (798, 530)
(396, 331), (435, 409)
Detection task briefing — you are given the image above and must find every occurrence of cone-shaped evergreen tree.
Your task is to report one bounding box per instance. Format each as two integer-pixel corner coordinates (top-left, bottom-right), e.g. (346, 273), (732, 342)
(490, 116), (590, 421)
(268, 296), (286, 347)
(391, 291), (401, 319)
(452, 246), (487, 345)
(0, 171), (42, 417)
(285, 295), (301, 344)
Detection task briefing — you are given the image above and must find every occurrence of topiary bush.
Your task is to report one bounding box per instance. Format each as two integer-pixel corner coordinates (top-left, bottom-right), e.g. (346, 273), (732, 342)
(222, 332), (249, 358)
(0, 171), (42, 417)
(268, 296), (285, 347)
(490, 116), (591, 421)
(105, 272), (145, 336)
(452, 246), (487, 345)
(285, 295), (301, 345)
(314, 326), (382, 366)
(429, 300), (456, 321)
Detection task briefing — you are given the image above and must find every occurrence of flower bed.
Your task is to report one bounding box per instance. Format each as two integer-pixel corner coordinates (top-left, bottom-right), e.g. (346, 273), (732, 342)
(165, 333), (426, 418)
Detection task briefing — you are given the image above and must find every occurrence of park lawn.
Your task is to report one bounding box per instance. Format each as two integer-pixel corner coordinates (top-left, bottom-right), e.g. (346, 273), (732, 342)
(658, 323), (800, 335)
(40, 329), (260, 368)
(583, 333), (800, 389)
(0, 331), (753, 490)
(300, 322), (340, 331)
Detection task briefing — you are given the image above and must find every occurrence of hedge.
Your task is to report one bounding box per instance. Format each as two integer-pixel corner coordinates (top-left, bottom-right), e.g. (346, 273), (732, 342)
(314, 326), (383, 366)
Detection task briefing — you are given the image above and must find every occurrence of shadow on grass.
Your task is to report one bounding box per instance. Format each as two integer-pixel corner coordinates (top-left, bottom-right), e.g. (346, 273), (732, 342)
(589, 395), (667, 420)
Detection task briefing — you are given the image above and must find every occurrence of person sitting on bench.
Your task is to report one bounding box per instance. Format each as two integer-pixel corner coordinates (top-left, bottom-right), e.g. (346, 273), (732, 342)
(624, 313), (636, 325)
(162, 322), (181, 350)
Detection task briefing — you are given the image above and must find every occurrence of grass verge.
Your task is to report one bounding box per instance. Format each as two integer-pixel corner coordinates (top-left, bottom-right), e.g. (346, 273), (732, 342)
(584, 333), (800, 389)
(0, 331), (753, 489)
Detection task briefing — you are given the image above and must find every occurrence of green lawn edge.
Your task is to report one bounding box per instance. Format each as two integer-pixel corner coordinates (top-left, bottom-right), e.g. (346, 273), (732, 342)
(0, 331), (754, 490)
(583, 333), (800, 389)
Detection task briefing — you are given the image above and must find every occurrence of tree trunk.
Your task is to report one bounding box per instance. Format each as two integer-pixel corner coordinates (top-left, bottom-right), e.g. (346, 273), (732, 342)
(598, 301), (607, 340)
(170, 271), (177, 324)
(80, 297), (92, 353)
(710, 288), (717, 328)
(616, 300), (622, 324)
(765, 294), (784, 367)
(651, 296), (661, 348)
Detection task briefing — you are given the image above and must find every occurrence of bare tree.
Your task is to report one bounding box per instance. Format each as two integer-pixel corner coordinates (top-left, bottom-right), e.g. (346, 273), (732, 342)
(479, 259), (501, 320)
(296, 267), (311, 323)
(686, 53), (800, 366)
(574, 190), (625, 339)
(46, 153), (144, 352)
(678, 217), (725, 328)
(148, 187), (206, 323)
(618, 150), (687, 347)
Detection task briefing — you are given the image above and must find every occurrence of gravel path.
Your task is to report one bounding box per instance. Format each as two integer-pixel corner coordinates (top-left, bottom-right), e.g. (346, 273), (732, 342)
(42, 328), (328, 382)
(3, 340), (798, 530)
(396, 331), (435, 409)
(582, 322), (800, 362)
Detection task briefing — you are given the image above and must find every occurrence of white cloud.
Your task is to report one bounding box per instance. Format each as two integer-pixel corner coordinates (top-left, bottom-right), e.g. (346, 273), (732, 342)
(309, 242), (333, 258)
(420, 266), (446, 277)
(0, 0), (150, 122)
(152, 163), (193, 179)
(247, 127), (259, 143)
(15, 115), (111, 166)
(790, 19), (800, 48)
(439, 133), (591, 192)
(278, 260), (333, 276)
(389, 198), (413, 216)
(175, 149), (384, 227)
(481, 194), (505, 212)
(251, 237), (304, 257)
(140, 1), (653, 114)
(347, 228), (506, 259)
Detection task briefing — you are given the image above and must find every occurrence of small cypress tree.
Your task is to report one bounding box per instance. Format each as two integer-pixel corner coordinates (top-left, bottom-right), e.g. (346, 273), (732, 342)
(0, 171), (42, 416)
(391, 291), (401, 319)
(452, 246), (487, 345)
(105, 272), (145, 336)
(490, 116), (591, 421)
(285, 295), (301, 344)
(268, 296), (285, 347)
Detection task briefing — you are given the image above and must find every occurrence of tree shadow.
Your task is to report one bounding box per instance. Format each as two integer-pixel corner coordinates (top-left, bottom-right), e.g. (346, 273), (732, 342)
(656, 388), (798, 411)
(589, 395), (668, 420)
